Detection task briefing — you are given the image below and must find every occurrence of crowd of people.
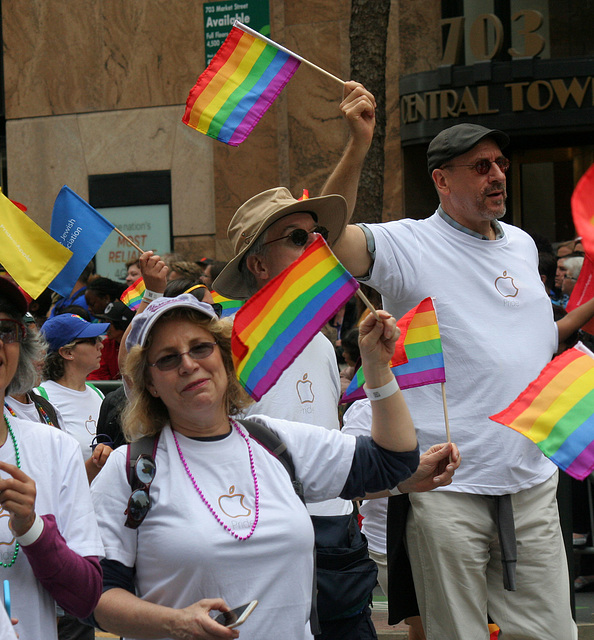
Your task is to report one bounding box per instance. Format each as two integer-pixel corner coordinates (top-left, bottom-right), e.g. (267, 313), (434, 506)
(1, 80), (594, 640)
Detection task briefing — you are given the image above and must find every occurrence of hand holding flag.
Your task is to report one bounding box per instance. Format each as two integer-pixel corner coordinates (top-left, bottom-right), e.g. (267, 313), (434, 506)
(341, 297), (446, 403)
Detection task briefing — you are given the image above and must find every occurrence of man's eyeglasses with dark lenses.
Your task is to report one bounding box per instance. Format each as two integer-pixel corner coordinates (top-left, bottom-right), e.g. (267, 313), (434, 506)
(263, 226), (329, 248)
(442, 157), (510, 175)
(149, 341), (218, 372)
(0, 319), (26, 344)
(124, 454), (157, 529)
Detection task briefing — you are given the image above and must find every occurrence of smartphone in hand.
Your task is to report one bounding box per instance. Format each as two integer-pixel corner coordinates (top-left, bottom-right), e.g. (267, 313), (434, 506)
(214, 600), (258, 629)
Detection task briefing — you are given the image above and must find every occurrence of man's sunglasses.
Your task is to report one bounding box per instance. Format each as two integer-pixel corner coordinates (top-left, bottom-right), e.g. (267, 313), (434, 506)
(0, 319), (26, 344)
(149, 341), (217, 372)
(442, 157), (510, 175)
(124, 454), (157, 529)
(263, 226), (329, 247)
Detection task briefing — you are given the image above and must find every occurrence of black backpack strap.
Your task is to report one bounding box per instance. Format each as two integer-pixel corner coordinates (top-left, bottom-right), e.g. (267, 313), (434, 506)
(238, 418), (305, 505)
(28, 390), (61, 429)
(238, 418), (319, 634)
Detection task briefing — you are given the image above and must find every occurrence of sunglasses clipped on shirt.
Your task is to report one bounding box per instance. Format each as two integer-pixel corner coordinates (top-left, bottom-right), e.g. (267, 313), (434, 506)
(263, 226), (329, 248)
(149, 341), (218, 372)
(0, 319), (26, 344)
(442, 157), (510, 175)
(124, 454), (157, 529)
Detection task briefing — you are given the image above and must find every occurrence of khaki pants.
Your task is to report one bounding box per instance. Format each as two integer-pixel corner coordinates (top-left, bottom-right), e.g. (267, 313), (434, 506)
(406, 472), (577, 640)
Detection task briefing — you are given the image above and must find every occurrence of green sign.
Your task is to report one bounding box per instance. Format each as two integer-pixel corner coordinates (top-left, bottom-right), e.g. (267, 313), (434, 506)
(203, 1), (270, 66)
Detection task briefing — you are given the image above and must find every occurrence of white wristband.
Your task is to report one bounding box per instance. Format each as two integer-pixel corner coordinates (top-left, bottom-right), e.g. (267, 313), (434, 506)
(142, 288), (161, 302)
(15, 513), (44, 546)
(364, 377), (400, 401)
(388, 485), (403, 496)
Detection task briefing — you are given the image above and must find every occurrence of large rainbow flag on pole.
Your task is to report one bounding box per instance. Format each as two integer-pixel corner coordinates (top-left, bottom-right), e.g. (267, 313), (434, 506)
(490, 345), (594, 480)
(232, 235), (359, 400)
(183, 21), (301, 146)
(341, 297), (446, 403)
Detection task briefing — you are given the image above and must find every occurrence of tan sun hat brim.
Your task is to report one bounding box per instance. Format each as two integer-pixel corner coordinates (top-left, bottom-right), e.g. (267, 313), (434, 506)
(213, 187), (348, 300)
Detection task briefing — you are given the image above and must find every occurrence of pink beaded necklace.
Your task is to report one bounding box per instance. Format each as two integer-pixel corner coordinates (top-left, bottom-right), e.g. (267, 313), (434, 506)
(172, 419), (260, 540)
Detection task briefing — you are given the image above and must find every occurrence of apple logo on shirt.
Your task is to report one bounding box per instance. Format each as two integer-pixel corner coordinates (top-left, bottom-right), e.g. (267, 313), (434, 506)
(218, 486), (251, 518)
(296, 374), (315, 404)
(494, 271), (519, 298)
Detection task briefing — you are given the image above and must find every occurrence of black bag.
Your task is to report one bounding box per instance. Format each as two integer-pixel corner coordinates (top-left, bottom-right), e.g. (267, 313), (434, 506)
(311, 513), (378, 622)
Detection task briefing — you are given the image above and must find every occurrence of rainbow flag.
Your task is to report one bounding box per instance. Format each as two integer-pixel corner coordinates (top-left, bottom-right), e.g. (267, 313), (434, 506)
(232, 235), (359, 401)
(490, 346), (594, 480)
(211, 291), (245, 318)
(341, 297), (445, 403)
(183, 22), (300, 146)
(121, 277), (145, 310)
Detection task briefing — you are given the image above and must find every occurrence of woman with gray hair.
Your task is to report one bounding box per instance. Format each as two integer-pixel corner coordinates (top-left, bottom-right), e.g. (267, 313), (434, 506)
(4, 314), (61, 427)
(0, 278), (103, 640)
(561, 255), (584, 298)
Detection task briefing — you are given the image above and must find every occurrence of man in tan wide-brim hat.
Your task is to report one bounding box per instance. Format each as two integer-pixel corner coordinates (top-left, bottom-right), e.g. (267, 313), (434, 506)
(212, 187), (348, 300)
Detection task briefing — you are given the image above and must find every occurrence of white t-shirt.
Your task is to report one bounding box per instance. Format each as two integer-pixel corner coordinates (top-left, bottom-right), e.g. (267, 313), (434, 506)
(244, 333), (352, 517)
(0, 416), (103, 640)
(366, 213), (558, 494)
(36, 381), (104, 456)
(91, 418), (357, 640)
(342, 399), (387, 554)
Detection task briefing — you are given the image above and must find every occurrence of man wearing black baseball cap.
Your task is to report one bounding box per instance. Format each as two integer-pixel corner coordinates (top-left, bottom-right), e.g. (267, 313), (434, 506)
(320, 90), (580, 640)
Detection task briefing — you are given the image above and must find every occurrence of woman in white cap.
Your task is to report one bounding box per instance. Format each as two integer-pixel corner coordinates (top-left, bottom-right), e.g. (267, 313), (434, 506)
(0, 278), (103, 640)
(89, 293), (418, 640)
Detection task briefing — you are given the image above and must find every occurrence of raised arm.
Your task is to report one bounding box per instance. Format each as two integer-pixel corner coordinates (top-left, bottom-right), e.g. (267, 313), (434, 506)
(358, 310), (417, 452)
(321, 81), (376, 219)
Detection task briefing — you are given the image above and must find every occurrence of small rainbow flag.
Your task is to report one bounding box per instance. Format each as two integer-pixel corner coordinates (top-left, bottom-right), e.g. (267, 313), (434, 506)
(341, 297), (445, 403)
(183, 22), (300, 146)
(490, 346), (594, 480)
(120, 276), (145, 310)
(232, 235), (359, 401)
(211, 291), (245, 318)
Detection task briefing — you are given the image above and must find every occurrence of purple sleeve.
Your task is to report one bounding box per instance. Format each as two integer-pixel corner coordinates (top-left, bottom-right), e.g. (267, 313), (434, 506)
(20, 514), (102, 618)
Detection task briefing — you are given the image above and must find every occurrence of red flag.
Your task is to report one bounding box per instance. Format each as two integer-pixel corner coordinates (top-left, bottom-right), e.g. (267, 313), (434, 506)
(566, 255), (594, 334)
(571, 163), (594, 259)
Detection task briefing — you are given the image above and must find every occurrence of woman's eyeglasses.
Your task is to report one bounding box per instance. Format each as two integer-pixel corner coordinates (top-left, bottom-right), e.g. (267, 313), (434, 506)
(263, 226), (329, 247)
(442, 157), (510, 175)
(0, 319), (26, 344)
(124, 454), (157, 529)
(149, 341), (218, 372)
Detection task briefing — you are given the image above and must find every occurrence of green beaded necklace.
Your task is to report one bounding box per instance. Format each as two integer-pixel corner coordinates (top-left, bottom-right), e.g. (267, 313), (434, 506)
(1, 415), (20, 568)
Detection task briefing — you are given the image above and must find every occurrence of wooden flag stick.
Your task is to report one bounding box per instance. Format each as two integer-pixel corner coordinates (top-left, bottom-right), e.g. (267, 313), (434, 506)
(235, 21), (346, 88)
(356, 288), (381, 321)
(114, 227), (143, 253)
(441, 382), (452, 445)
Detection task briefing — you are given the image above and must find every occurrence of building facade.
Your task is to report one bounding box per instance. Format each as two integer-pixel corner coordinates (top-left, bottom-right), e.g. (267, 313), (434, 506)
(1, 1), (592, 279)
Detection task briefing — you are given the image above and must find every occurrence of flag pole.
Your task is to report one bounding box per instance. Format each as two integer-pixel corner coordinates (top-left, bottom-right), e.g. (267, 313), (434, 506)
(441, 382), (452, 445)
(235, 21), (346, 88)
(114, 227), (144, 253)
(356, 288), (381, 321)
